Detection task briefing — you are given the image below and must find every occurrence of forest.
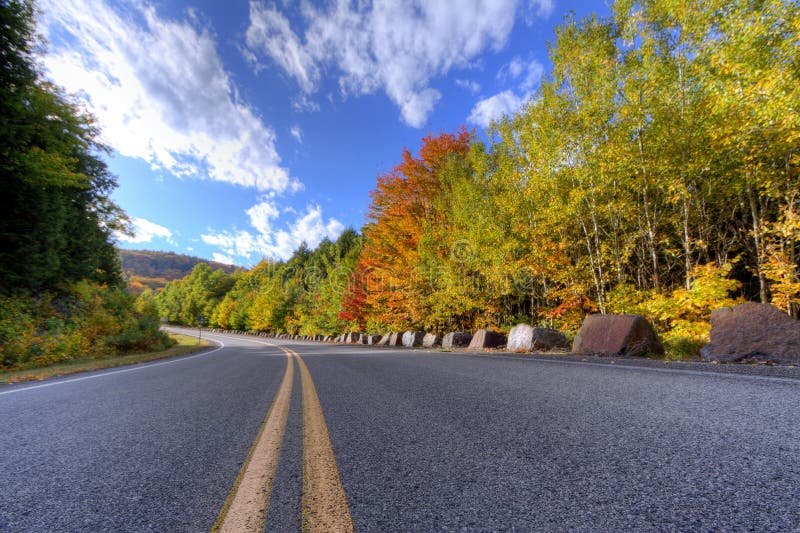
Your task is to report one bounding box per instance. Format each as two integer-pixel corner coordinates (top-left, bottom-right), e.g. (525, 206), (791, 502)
(120, 249), (239, 295)
(154, 0), (799, 358)
(0, 1), (170, 369)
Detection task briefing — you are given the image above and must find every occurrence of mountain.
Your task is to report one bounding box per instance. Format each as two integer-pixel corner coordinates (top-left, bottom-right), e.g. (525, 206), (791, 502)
(119, 249), (239, 294)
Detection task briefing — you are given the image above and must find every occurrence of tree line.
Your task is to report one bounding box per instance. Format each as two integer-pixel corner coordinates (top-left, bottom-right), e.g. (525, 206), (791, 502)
(0, 0), (170, 369)
(156, 0), (798, 358)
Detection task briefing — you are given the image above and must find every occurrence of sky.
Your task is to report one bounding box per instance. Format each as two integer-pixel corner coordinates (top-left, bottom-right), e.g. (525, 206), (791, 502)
(37, 0), (607, 267)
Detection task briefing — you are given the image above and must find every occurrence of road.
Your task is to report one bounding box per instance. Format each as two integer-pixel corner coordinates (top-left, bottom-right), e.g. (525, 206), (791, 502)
(1, 330), (799, 531)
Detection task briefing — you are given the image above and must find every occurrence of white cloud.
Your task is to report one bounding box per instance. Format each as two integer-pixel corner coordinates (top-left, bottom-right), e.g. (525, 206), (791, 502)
(39, 0), (299, 193)
(468, 90), (527, 128)
(246, 3), (319, 93)
(246, 200), (280, 236)
(529, 0), (554, 18)
(116, 217), (173, 244)
(212, 253), (235, 265)
(202, 202), (344, 262)
(290, 125), (303, 143)
(246, 0), (525, 128)
(498, 56), (544, 91)
(455, 79), (481, 94)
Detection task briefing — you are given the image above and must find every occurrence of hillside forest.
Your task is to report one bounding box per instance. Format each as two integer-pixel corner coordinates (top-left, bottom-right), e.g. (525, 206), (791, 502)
(0, 1), (170, 370)
(153, 0), (800, 358)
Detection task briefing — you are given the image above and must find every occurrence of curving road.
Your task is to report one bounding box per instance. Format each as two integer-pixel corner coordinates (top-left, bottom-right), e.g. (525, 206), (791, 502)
(1, 330), (799, 531)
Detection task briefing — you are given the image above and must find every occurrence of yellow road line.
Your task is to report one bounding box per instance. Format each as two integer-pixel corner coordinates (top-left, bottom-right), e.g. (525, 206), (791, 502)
(211, 348), (294, 533)
(206, 333), (354, 533)
(291, 350), (355, 533)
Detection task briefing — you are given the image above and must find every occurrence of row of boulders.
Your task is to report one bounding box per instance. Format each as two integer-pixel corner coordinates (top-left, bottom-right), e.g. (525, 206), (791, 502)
(205, 302), (799, 364)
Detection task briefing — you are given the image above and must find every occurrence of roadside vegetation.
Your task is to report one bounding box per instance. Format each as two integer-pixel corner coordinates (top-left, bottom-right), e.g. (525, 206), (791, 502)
(154, 0), (799, 359)
(0, 333), (208, 385)
(0, 1), (171, 371)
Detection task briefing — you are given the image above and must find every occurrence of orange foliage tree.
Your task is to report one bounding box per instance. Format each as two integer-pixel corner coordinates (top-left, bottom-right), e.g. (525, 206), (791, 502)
(345, 129), (472, 330)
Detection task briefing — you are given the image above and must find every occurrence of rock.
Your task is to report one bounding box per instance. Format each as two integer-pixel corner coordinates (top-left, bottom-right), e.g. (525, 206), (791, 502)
(702, 302), (800, 363)
(402, 331), (425, 347)
(507, 324), (570, 352)
(422, 333), (441, 348)
(442, 332), (473, 349)
(377, 333), (391, 346)
(572, 314), (664, 357)
(345, 332), (362, 343)
(366, 334), (382, 345)
(323, 335), (333, 342)
(388, 332), (403, 346)
(314, 334), (324, 341)
(468, 329), (507, 349)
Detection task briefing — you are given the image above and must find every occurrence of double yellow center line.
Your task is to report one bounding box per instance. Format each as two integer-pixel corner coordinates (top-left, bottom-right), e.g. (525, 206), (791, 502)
(209, 336), (354, 533)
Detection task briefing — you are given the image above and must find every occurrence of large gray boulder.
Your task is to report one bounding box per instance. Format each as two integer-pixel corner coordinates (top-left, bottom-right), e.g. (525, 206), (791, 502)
(402, 331), (425, 347)
(468, 329), (507, 349)
(422, 333), (441, 348)
(507, 324), (570, 352)
(701, 302), (800, 363)
(442, 332), (473, 349)
(572, 314), (664, 357)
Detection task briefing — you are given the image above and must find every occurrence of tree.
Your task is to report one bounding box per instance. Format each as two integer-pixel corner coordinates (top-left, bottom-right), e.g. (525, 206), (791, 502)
(0, 0), (127, 293)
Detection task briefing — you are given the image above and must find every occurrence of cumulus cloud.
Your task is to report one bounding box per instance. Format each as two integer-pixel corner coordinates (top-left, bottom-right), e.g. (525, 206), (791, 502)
(116, 217), (173, 244)
(38, 0), (298, 192)
(468, 90), (526, 127)
(202, 201), (344, 262)
(246, 0), (525, 127)
(469, 55), (543, 128)
(212, 253), (235, 265)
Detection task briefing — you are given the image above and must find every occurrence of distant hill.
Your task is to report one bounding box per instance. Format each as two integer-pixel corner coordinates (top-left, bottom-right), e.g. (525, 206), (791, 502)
(119, 249), (239, 295)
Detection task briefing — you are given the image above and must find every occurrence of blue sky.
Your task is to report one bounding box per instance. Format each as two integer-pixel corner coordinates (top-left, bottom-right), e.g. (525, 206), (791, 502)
(37, 0), (606, 267)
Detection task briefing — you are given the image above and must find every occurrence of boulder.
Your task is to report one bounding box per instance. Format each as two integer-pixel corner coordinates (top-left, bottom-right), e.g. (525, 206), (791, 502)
(572, 314), (664, 357)
(323, 335), (333, 342)
(442, 332), (473, 349)
(701, 302), (800, 363)
(388, 332), (403, 346)
(377, 333), (391, 346)
(314, 334), (324, 341)
(345, 332), (362, 344)
(402, 331), (425, 347)
(468, 329), (507, 349)
(366, 334), (382, 345)
(507, 324), (569, 352)
(422, 333), (441, 348)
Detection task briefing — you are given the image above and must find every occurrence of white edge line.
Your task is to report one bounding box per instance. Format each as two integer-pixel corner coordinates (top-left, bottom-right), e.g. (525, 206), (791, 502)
(0, 339), (226, 397)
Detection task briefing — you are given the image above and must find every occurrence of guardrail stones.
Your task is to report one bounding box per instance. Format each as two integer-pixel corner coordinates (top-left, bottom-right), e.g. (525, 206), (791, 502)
(701, 302), (800, 364)
(507, 324), (569, 352)
(442, 332), (472, 349)
(422, 333), (441, 348)
(402, 331), (425, 347)
(572, 314), (664, 357)
(468, 329), (507, 349)
(345, 332), (363, 343)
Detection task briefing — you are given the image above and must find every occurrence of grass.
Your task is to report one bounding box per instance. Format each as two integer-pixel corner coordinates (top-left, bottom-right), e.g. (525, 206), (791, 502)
(0, 333), (211, 385)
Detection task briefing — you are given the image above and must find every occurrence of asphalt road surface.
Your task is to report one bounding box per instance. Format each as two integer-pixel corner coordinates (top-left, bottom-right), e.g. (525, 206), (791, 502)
(2, 330), (799, 532)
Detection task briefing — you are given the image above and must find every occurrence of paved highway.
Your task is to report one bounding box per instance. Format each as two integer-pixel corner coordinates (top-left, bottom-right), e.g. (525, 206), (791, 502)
(1, 331), (799, 531)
